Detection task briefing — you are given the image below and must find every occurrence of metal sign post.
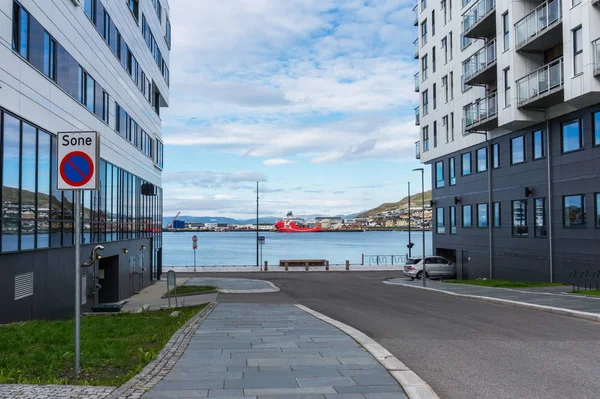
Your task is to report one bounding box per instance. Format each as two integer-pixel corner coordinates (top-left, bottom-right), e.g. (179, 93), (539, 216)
(167, 270), (177, 307)
(192, 235), (198, 272)
(258, 236), (265, 271)
(57, 131), (99, 376)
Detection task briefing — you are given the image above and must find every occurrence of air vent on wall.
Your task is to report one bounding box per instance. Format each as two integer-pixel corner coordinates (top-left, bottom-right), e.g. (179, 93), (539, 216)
(15, 272), (34, 300)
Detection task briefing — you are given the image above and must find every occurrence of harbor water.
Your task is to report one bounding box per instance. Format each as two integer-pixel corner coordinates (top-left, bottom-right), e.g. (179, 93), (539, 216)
(163, 230), (433, 267)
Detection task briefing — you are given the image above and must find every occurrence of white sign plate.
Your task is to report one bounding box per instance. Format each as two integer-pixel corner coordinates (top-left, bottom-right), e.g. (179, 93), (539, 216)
(57, 131), (100, 190)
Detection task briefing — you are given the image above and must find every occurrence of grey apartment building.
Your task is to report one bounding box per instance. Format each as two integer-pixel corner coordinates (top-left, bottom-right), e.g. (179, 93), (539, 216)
(414, 0), (599, 281)
(0, 0), (170, 322)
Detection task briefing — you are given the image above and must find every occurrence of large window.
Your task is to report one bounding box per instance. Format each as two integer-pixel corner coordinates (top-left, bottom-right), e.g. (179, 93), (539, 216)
(533, 130), (544, 159)
(596, 194), (600, 228)
(12, 2), (29, 58)
(564, 195), (586, 227)
(562, 119), (583, 153)
(156, 140), (164, 168)
(594, 112), (600, 146)
(128, 0), (139, 21)
(435, 161), (445, 188)
(511, 136), (525, 164)
(492, 143), (500, 168)
(462, 205), (472, 227)
(421, 19), (428, 45)
(493, 202), (501, 227)
(142, 14), (170, 86)
(437, 207), (445, 234)
(422, 55), (428, 81)
(43, 32), (56, 81)
(573, 27), (583, 76)
(165, 17), (172, 49)
(423, 126), (430, 152)
(461, 152), (471, 175)
(450, 206), (456, 234)
(449, 157), (456, 185)
(502, 12), (509, 51)
(477, 147), (487, 172)
(535, 198), (547, 237)
(422, 90), (429, 115)
(512, 200), (528, 236)
(477, 204), (488, 227)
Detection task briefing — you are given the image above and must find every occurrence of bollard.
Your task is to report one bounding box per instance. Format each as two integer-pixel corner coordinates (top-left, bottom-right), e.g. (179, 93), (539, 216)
(285, 262), (289, 271)
(305, 262), (309, 271)
(346, 260), (350, 271)
(264, 261), (268, 271)
(361, 254), (364, 265)
(326, 260), (329, 271)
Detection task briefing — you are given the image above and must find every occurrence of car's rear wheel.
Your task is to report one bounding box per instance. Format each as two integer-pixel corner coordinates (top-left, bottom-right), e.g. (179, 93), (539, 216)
(416, 271), (428, 280)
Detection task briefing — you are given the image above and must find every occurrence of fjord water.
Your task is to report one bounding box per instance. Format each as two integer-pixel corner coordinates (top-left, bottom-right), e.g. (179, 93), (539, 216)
(163, 231), (433, 267)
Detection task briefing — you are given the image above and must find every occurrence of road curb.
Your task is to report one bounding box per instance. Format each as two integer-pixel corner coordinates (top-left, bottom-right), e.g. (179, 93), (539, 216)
(383, 281), (600, 323)
(295, 304), (440, 399)
(218, 280), (280, 294)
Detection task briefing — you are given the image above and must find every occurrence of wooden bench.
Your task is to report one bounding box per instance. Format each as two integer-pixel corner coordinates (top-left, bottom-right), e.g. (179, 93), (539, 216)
(280, 259), (328, 271)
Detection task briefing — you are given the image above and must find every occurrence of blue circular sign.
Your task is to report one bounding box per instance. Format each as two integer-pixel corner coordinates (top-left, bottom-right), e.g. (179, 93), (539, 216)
(60, 151), (94, 187)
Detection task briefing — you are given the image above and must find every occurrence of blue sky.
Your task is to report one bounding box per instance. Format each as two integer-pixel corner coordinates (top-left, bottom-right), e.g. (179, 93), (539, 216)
(162, 0), (431, 218)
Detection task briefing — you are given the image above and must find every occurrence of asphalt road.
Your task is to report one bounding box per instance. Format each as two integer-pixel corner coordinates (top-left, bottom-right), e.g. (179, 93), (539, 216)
(185, 271), (600, 399)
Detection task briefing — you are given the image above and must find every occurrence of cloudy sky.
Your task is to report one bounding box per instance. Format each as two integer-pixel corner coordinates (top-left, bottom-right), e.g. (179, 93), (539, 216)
(162, 0), (430, 218)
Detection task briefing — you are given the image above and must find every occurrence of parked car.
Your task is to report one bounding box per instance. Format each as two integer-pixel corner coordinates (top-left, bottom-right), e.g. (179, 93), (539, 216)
(403, 256), (456, 280)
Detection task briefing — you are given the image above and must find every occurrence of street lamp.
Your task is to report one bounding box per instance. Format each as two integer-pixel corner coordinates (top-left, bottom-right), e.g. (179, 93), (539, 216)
(413, 168), (426, 287)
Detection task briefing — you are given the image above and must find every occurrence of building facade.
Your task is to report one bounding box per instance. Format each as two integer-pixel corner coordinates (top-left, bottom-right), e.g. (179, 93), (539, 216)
(0, 0), (170, 322)
(414, 0), (600, 281)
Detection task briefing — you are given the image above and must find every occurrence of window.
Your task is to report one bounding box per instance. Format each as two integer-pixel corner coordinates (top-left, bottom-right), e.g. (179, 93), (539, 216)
(433, 83), (437, 109)
(533, 130), (544, 159)
(84, 0), (96, 23)
(462, 205), (472, 227)
(442, 37), (448, 64)
(502, 12), (509, 51)
(573, 0), (581, 5)
(437, 207), (445, 233)
(12, 3), (29, 58)
(442, 75), (448, 103)
(449, 31), (453, 60)
(512, 200), (528, 236)
(450, 72), (454, 99)
(564, 195), (586, 227)
(128, 0), (139, 21)
(504, 67), (511, 107)
(422, 90), (429, 115)
(449, 157), (456, 185)
(574, 27), (583, 76)
(477, 204), (488, 227)
(450, 206), (456, 234)
(433, 121), (438, 147)
(450, 112), (455, 141)
(432, 47), (436, 73)
(43, 32), (56, 80)
(562, 119), (583, 152)
(432, 10), (435, 36)
(492, 143), (500, 168)
(594, 112), (600, 146)
(462, 152), (472, 175)
(156, 140), (164, 168)
(443, 115), (449, 142)
(421, 20), (428, 45)
(436, 161), (445, 188)
(102, 91), (109, 124)
(596, 193), (600, 228)
(165, 17), (172, 49)
(423, 126), (430, 151)
(152, 0), (162, 20)
(511, 136), (525, 164)
(493, 202), (501, 227)
(535, 198), (547, 237)
(441, 0), (447, 24)
(477, 148), (487, 172)
(422, 55), (428, 81)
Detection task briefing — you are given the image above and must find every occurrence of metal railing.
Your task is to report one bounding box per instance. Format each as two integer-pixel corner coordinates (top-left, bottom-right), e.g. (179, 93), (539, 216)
(362, 254), (408, 266)
(516, 57), (563, 106)
(415, 140), (421, 159)
(463, 0), (495, 34)
(515, 0), (561, 49)
(464, 92), (498, 128)
(593, 38), (600, 75)
(414, 72), (420, 92)
(463, 39), (497, 82)
(568, 270), (600, 292)
(413, 4), (419, 25)
(414, 38), (419, 58)
(415, 106), (420, 125)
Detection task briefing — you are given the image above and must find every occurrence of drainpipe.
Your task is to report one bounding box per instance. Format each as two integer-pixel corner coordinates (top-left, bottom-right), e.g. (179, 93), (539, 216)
(487, 133), (493, 279)
(546, 118), (553, 282)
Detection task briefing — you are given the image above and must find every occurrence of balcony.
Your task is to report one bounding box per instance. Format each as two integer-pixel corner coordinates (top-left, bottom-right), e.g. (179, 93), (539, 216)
(516, 57), (564, 108)
(414, 73), (419, 92)
(415, 106), (420, 126)
(463, 0), (496, 39)
(515, 0), (562, 52)
(413, 4), (418, 26)
(464, 92), (498, 131)
(415, 141), (421, 160)
(414, 39), (419, 59)
(463, 39), (497, 86)
(594, 39), (600, 76)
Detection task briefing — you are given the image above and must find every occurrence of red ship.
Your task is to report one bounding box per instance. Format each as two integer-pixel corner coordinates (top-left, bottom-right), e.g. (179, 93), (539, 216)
(274, 212), (323, 233)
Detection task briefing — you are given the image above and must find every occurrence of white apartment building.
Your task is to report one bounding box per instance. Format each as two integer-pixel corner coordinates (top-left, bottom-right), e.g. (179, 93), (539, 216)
(0, 0), (170, 322)
(414, 0), (600, 282)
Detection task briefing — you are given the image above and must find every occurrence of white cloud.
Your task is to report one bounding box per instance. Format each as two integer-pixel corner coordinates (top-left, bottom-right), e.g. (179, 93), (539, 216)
(214, 194), (235, 200)
(263, 158), (294, 166)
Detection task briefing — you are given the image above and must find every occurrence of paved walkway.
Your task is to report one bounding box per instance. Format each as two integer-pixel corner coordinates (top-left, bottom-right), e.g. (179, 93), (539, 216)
(385, 279), (600, 314)
(141, 303), (408, 399)
(121, 278), (218, 312)
(186, 278), (280, 293)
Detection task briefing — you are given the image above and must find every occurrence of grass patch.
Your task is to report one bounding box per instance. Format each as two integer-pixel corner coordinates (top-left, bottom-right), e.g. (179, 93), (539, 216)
(165, 285), (218, 296)
(0, 304), (208, 386)
(569, 290), (600, 297)
(442, 279), (568, 288)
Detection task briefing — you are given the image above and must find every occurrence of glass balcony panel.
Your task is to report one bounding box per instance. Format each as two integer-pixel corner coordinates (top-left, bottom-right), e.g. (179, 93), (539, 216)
(516, 58), (563, 106)
(593, 39), (600, 74)
(515, 0), (561, 49)
(463, 0), (495, 33)
(414, 73), (419, 91)
(463, 40), (496, 82)
(464, 93), (498, 129)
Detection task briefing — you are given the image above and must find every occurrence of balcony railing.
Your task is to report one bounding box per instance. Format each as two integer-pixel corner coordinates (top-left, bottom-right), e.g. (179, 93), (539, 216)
(594, 38), (600, 75)
(415, 141), (421, 159)
(516, 58), (563, 106)
(413, 38), (419, 59)
(463, 0), (495, 34)
(515, 0), (561, 49)
(464, 92), (498, 129)
(414, 73), (419, 92)
(415, 106), (420, 126)
(413, 4), (418, 26)
(463, 39), (497, 82)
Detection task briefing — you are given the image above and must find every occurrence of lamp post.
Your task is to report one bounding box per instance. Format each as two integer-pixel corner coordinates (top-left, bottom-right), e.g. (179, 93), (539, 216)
(413, 168), (426, 287)
(407, 182), (412, 258)
(256, 181), (259, 269)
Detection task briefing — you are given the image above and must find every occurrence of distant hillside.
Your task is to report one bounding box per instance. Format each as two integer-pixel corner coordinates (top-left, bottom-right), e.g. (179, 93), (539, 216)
(162, 216), (280, 226)
(357, 190), (432, 218)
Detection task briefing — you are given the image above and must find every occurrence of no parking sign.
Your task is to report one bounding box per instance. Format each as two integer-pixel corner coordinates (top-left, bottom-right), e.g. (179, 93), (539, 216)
(57, 132), (100, 190)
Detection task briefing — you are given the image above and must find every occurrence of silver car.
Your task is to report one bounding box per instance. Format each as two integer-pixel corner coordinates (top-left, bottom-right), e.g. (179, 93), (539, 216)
(403, 256), (456, 280)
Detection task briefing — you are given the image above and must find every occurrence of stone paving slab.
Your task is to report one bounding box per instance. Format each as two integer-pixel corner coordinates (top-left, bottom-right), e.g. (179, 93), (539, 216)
(141, 304), (407, 399)
(0, 384), (115, 399)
